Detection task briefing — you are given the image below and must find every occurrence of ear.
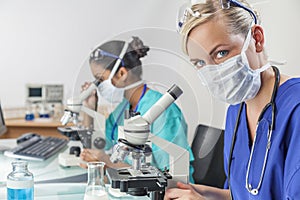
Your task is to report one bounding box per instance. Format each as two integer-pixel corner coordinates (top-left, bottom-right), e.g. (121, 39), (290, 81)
(252, 25), (265, 53)
(116, 67), (128, 81)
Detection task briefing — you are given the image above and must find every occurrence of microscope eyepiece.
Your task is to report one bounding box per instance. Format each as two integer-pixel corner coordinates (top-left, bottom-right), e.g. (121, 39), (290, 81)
(93, 79), (101, 86)
(167, 84), (183, 100)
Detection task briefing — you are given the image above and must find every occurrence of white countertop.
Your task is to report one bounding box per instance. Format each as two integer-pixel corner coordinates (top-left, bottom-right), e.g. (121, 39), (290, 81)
(0, 139), (86, 199)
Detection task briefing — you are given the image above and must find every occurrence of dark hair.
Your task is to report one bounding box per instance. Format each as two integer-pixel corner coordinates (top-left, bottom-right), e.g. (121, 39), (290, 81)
(89, 36), (150, 78)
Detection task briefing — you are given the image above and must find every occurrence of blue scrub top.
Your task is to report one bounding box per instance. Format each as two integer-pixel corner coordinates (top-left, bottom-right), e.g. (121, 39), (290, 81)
(224, 78), (300, 199)
(105, 89), (195, 183)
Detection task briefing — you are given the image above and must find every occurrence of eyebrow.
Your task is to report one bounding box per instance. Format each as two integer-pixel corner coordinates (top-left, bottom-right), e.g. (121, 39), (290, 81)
(208, 44), (224, 56)
(189, 43), (232, 64)
(94, 73), (104, 80)
(94, 74), (100, 79)
(189, 43), (227, 62)
(190, 58), (200, 62)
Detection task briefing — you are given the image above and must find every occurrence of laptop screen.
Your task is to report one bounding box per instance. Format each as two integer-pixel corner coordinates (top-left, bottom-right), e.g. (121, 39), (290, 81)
(0, 102), (7, 136)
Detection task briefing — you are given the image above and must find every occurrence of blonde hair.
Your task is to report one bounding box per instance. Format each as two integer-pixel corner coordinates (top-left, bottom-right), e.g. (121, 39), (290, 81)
(180, 0), (261, 54)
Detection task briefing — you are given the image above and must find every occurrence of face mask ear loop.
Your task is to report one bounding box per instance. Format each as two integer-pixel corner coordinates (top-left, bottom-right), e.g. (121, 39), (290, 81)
(124, 80), (144, 90)
(241, 26), (253, 52)
(268, 60), (287, 66)
(108, 42), (129, 80)
(256, 63), (271, 73)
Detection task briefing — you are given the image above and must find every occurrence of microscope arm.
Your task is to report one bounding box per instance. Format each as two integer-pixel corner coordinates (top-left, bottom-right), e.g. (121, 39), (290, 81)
(121, 85), (189, 186)
(81, 105), (105, 139)
(59, 80), (107, 149)
(149, 133), (189, 188)
(108, 84), (188, 198)
(143, 85), (183, 125)
(124, 85), (183, 145)
(78, 80), (100, 102)
(61, 80), (101, 125)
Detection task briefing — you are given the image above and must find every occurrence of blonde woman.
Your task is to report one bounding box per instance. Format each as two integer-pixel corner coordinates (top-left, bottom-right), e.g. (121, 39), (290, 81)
(165, 0), (300, 199)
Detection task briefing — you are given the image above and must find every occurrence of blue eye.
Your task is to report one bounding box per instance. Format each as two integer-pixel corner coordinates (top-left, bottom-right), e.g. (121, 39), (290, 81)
(191, 59), (206, 69)
(216, 50), (229, 59)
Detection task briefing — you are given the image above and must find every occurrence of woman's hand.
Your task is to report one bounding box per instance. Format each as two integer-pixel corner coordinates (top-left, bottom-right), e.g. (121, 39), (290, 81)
(81, 82), (98, 110)
(79, 148), (113, 168)
(164, 182), (205, 200)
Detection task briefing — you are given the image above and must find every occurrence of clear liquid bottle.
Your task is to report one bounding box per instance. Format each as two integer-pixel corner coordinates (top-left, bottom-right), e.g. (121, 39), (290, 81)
(7, 161), (34, 200)
(84, 162), (108, 200)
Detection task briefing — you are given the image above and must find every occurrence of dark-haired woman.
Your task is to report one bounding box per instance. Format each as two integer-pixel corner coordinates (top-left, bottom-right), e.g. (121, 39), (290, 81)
(80, 36), (194, 183)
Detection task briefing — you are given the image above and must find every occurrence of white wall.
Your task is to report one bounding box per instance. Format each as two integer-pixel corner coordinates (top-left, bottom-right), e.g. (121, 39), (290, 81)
(0, 0), (300, 143)
(255, 0), (300, 76)
(0, 0), (184, 107)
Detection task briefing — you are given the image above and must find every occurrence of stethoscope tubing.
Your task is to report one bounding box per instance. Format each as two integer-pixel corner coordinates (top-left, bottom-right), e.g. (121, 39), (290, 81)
(228, 66), (280, 199)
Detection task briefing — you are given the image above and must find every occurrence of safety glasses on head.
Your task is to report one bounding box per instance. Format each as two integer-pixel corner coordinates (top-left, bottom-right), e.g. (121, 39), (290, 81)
(176, 0), (258, 33)
(220, 0), (257, 24)
(96, 42), (129, 104)
(90, 48), (125, 67)
(176, 1), (213, 33)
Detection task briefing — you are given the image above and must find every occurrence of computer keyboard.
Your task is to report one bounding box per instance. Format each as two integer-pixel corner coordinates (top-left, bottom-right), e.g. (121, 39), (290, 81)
(4, 135), (68, 161)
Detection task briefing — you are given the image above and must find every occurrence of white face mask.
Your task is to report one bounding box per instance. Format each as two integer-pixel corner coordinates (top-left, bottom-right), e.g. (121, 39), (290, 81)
(197, 28), (271, 105)
(96, 42), (144, 103)
(98, 79), (144, 104)
(96, 42), (127, 104)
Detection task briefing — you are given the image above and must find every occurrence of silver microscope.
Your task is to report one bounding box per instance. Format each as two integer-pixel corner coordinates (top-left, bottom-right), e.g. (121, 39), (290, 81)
(59, 80), (106, 150)
(106, 84), (190, 200)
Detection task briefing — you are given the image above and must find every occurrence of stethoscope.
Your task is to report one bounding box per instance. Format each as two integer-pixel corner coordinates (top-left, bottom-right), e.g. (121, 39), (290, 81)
(110, 84), (147, 142)
(228, 66), (280, 199)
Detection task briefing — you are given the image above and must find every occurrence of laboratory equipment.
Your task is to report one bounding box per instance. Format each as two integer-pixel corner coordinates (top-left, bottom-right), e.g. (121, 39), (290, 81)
(0, 101), (9, 152)
(60, 79), (106, 150)
(106, 84), (190, 200)
(24, 101), (35, 121)
(38, 101), (50, 118)
(4, 133), (68, 161)
(7, 161), (34, 200)
(84, 162), (108, 200)
(25, 84), (64, 120)
(58, 80), (106, 167)
(0, 101), (7, 136)
(228, 66), (280, 196)
(26, 84), (64, 103)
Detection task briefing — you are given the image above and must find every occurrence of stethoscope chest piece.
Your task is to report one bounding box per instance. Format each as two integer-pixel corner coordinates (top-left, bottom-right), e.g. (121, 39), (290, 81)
(251, 189), (258, 195)
(228, 66), (280, 199)
(247, 184), (258, 195)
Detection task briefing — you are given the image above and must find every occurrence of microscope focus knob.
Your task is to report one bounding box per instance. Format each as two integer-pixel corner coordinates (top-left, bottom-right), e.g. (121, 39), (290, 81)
(93, 137), (106, 149)
(144, 144), (152, 157)
(69, 146), (81, 157)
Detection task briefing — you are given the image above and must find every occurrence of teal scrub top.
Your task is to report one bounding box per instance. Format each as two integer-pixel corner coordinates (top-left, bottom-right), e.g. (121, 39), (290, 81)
(105, 89), (195, 183)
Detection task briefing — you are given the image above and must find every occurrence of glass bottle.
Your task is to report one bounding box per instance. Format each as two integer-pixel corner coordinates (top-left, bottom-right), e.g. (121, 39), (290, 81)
(24, 101), (34, 121)
(84, 162), (108, 200)
(7, 161), (34, 200)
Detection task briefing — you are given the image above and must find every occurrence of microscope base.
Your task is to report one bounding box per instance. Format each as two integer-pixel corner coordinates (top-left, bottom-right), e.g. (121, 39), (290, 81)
(58, 153), (82, 167)
(106, 166), (170, 200)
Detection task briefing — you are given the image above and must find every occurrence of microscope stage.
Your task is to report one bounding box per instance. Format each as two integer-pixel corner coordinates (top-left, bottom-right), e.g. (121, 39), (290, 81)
(107, 166), (170, 195)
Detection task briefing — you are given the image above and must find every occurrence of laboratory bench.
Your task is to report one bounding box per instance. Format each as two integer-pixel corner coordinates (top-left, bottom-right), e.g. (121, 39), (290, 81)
(1, 118), (71, 139)
(0, 139), (86, 200)
(0, 139), (151, 200)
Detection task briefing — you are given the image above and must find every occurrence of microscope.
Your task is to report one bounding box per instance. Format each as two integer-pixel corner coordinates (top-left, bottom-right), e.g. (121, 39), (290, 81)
(58, 80), (106, 166)
(106, 84), (190, 200)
